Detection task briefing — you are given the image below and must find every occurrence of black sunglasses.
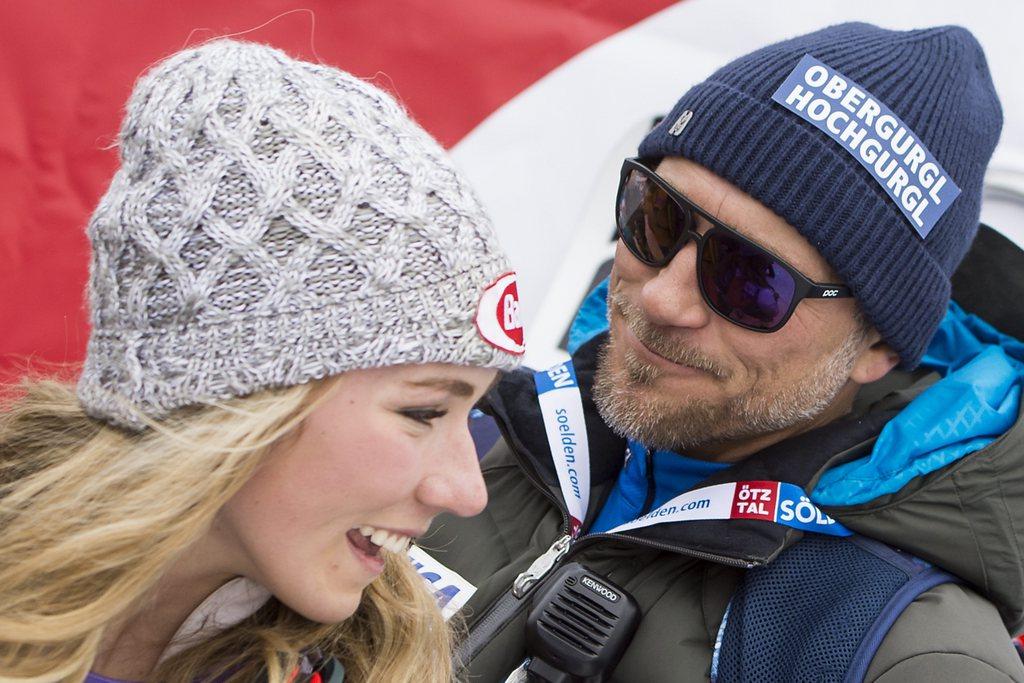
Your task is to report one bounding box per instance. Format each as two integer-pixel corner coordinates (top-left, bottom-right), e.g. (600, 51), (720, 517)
(615, 158), (853, 333)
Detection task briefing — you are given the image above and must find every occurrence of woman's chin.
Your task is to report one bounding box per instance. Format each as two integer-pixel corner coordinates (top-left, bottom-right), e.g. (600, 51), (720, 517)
(282, 585), (366, 624)
(306, 602), (361, 624)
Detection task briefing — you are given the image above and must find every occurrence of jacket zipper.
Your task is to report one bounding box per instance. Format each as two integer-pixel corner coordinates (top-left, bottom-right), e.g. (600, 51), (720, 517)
(458, 528), (758, 664)
(512, 533), (573, 598)
(456, 410), (571, 664)
(456, 533), (573, 664)
(460, 405), (760, 665)
(461, 417), (759, 661)
(484, 400), (572, 530)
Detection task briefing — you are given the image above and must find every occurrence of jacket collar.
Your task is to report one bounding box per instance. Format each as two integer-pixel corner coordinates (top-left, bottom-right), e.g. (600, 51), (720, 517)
(485, 333), (899, 565)
(158, 577), (271, 663)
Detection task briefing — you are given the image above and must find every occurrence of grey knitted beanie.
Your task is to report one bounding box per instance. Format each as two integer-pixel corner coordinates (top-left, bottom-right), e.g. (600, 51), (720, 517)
(78, 39), (524, 431)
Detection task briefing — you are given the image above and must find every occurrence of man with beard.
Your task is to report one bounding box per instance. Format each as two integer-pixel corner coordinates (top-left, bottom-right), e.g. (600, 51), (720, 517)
(415, 22), (1024, 682)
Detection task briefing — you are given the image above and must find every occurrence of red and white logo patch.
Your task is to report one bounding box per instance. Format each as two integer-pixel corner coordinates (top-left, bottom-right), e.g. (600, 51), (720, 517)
(730, 481), (780, 521)
(475, 271), (525, 355)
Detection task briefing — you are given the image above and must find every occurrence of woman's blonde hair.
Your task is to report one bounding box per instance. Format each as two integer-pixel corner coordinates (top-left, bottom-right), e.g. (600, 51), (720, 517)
(0, 373), (460, 683)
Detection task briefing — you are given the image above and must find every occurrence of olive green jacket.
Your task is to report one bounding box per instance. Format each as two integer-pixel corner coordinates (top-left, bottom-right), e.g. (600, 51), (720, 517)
(423, 342), (1024, 682)
(422, 228), (1024, 682)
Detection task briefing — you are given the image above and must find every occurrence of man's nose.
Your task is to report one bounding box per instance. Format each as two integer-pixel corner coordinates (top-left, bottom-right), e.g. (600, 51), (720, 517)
(416, 428), (489, 518)
(638, 241), (713, 330)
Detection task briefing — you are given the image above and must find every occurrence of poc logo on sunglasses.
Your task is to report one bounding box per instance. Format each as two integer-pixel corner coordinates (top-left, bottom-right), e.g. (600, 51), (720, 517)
(475, 271), (525, 355)
(822, 289), (840, 297)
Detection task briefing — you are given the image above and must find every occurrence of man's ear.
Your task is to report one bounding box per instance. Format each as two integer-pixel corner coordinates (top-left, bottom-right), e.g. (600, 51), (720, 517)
(850, 335), (900, 385)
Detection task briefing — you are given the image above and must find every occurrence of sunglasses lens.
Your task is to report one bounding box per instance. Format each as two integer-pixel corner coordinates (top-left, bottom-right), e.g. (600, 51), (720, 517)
(617, 169), (696, 266)
(700, 230), (797, 330)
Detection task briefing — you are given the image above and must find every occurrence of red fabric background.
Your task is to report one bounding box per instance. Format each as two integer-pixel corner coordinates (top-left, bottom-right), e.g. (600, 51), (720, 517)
(0, 0), (676, 378)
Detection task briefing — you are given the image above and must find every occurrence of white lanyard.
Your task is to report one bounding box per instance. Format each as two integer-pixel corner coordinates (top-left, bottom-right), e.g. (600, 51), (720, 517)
(534, 360), (590, 537)
(533, 360), (851, 539)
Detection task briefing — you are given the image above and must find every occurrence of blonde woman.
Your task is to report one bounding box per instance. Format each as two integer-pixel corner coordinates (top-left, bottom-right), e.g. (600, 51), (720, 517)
(0, 40), (525, 683)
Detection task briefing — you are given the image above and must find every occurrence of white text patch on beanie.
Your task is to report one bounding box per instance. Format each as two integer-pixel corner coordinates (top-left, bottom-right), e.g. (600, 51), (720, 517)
(475, 272), (525, 355)
(771, 54), (959, 239)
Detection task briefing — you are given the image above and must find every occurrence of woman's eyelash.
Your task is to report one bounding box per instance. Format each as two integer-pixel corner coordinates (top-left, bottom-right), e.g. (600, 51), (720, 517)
(401, 408), (448, 425)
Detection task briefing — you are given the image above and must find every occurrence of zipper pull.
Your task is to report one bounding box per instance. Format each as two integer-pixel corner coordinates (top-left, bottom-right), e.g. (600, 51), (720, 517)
(512, 534), (571, 598)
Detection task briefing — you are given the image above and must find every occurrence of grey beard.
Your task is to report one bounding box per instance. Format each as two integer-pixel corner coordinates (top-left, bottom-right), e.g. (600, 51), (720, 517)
(592, 293), (864, 452)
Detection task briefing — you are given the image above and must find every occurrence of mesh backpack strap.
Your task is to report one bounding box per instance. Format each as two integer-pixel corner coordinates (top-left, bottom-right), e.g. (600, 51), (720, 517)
(711, 535), (959, 683)
(842, 538), (960, 683)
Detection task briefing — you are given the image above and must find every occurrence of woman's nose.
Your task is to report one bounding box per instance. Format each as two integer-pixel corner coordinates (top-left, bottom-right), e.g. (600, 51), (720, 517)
(416, 427), (488, 518)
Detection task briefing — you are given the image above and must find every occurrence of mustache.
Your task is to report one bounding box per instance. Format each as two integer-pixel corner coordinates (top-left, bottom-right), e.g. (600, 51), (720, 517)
(609, 289), (730, 380)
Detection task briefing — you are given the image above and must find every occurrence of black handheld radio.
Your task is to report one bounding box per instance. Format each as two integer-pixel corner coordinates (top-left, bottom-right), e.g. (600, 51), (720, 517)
(521, 562), (641, 682)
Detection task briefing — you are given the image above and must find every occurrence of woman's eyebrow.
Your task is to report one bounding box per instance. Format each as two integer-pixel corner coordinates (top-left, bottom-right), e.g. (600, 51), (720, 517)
(405, 378), (475, 397)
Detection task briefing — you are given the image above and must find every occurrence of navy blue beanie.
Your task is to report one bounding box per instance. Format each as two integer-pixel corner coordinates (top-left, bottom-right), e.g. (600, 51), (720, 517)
(640, 22), (1002, 369)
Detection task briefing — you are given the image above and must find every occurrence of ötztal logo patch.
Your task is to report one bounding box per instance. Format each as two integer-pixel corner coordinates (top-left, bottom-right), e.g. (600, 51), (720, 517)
(475, 271), (525, 354)
(730, 481), (779, 521)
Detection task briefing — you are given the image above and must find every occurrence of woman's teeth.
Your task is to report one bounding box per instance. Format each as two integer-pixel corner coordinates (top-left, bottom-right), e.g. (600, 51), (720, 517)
(359, 525), (412, 554)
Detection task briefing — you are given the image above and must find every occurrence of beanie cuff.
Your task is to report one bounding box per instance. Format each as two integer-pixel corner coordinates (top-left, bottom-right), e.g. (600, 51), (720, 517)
(77, 258), (518, 431)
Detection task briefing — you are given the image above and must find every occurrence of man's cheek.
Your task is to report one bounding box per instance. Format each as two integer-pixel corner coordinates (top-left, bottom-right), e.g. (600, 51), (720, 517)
(610, 245), (644, 282)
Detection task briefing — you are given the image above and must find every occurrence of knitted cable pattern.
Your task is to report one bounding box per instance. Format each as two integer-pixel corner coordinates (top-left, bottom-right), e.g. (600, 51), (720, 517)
(78, 40), (520, 430)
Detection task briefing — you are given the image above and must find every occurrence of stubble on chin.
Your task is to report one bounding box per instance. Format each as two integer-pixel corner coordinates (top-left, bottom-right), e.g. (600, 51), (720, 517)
(593, 333), (722, 451)
(592, 288), (863, 453)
